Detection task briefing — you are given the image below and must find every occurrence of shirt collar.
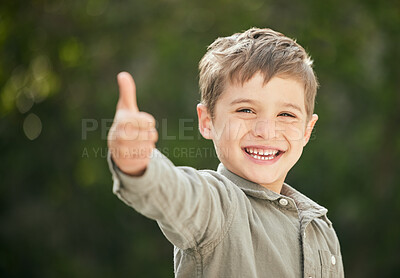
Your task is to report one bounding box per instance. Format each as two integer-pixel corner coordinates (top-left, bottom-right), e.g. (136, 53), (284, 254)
(217, 163), (282, 201)
(217, 163), (331, 225)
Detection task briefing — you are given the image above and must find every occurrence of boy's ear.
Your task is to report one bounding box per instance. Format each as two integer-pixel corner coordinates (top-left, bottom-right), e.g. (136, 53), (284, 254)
(197, 103), (213, 139)
(303, 114), (318, 146)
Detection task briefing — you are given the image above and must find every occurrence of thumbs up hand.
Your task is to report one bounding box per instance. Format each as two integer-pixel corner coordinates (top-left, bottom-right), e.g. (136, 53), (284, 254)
(108, 72), (158, 176)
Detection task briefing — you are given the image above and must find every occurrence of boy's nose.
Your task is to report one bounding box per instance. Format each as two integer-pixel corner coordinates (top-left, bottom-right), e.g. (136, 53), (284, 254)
(253, 119), (277, 140)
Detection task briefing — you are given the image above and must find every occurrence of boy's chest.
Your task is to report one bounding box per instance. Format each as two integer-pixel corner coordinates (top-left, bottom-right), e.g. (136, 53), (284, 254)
(206, 198), (304, 277)
(220, 197), (343, 277)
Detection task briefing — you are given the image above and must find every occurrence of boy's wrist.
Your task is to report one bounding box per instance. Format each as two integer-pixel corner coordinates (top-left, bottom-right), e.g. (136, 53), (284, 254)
(111, 156), (147, 177)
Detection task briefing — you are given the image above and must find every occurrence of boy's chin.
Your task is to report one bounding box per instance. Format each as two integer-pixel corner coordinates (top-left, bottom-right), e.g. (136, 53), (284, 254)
(244, 172), (279, 185)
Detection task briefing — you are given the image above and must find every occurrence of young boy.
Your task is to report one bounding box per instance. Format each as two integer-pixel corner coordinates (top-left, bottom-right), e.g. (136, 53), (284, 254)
(107, 28), (344, 277)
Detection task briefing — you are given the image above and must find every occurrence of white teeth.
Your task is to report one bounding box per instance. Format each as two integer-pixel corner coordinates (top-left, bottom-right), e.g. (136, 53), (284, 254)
(245, 147), (280, 161)
(266, 150), (278, 156)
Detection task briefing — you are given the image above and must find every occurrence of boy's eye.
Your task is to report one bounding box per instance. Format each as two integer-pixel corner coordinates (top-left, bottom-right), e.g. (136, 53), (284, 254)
(237, 108), (254, 113)
(279, 112), (295, 118)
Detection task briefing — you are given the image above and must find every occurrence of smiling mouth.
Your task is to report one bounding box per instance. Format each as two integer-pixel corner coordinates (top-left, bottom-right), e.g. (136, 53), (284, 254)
(243, 147), (284, 161)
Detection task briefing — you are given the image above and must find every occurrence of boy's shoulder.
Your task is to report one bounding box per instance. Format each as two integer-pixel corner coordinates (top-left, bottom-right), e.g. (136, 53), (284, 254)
(281, 182), (332, 226)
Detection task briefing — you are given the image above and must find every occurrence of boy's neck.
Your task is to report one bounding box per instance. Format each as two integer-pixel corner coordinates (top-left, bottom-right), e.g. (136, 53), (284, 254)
(259, 182), (283, 194)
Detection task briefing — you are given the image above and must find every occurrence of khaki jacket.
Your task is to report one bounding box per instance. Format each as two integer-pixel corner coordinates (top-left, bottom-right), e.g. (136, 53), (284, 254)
(108, 149), (344, 278)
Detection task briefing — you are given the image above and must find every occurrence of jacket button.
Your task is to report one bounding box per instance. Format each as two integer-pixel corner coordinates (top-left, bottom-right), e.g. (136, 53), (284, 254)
(331, 255), (336, 265)
(279, 198), (288, 206)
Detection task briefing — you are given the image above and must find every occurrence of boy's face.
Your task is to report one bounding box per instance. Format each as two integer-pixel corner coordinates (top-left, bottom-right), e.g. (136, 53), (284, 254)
(197, 73), (318, 193)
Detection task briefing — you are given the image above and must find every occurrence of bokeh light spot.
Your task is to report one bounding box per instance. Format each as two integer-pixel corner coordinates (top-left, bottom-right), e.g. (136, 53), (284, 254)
(16, 90), (34, 113)
(59, 38), (83, 68)
(23, 113), (42, 140)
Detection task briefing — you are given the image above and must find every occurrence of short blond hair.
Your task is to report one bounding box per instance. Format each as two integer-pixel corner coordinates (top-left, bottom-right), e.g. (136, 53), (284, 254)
(199, 27), (318, 121)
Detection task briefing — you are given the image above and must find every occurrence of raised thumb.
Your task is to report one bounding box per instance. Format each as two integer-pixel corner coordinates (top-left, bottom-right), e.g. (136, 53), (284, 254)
(117, 72), (138, 112)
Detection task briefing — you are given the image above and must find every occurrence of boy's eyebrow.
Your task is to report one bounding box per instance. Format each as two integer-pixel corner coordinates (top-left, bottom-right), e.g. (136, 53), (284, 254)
(230, 98), (257, 105)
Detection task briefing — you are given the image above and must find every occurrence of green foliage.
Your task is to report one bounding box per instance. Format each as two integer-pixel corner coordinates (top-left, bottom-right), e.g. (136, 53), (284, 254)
(1, 0), (399, 277)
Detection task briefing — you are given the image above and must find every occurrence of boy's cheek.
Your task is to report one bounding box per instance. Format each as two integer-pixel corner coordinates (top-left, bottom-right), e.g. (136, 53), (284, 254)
(212, 120), (242, 141)
(276, 123), (305, 142)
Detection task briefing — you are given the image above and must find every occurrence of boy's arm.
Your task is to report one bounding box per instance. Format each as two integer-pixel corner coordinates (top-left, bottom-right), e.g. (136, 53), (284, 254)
(107, 72), (236, 250)
(108, 149), (236, 250)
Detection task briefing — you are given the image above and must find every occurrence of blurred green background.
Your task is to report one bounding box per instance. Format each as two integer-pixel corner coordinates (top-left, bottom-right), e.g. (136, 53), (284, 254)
(1, 0), (399, 277)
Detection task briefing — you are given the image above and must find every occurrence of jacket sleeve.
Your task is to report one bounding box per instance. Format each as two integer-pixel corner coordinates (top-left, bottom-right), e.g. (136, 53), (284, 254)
(108, 149), (237, 250)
